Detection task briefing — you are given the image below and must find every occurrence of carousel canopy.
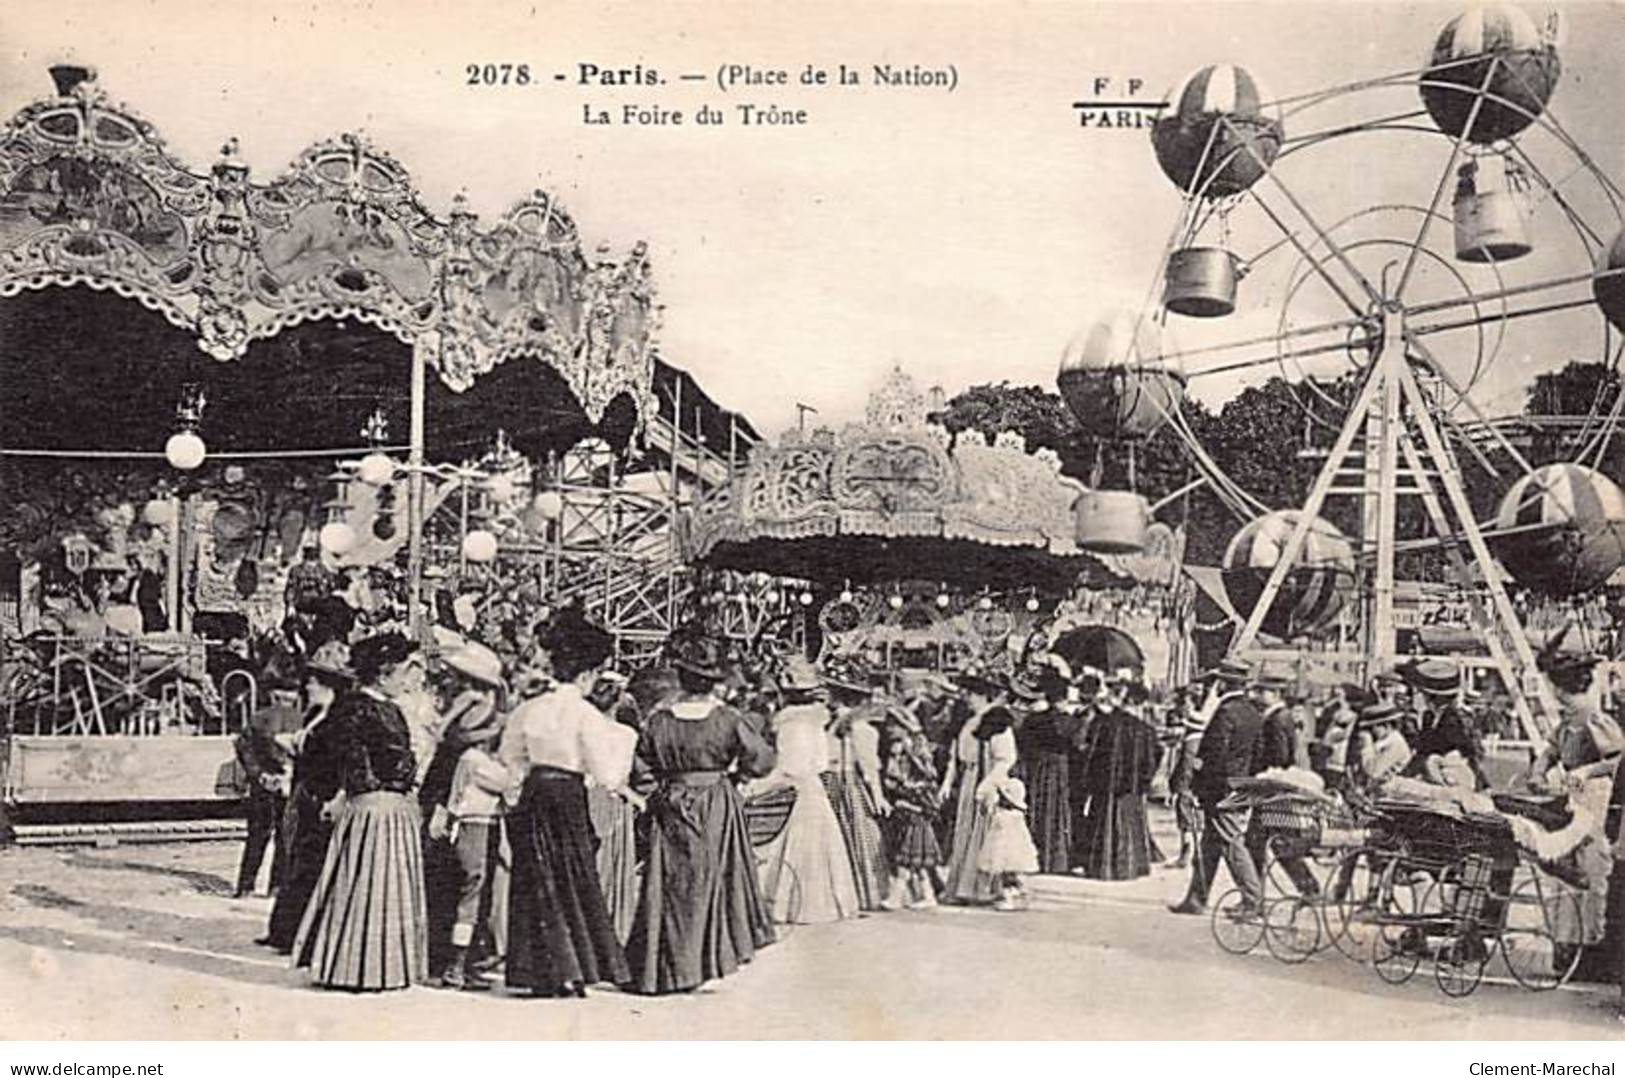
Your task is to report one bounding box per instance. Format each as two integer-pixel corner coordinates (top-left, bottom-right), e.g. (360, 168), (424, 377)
(689, 369), (1099, 591)
(0, 65), (655, 433)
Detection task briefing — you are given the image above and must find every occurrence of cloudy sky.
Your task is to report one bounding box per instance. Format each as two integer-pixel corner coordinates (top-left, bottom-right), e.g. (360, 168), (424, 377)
(3, 0), (1622, 440)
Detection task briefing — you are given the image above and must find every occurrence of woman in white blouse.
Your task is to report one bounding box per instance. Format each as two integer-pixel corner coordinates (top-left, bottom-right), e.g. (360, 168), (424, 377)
(498, 609), (638, 998)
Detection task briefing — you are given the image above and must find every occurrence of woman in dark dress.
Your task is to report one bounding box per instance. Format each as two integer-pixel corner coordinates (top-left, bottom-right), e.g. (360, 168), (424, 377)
(499, 612), (636, 998)
(293, 632), (429, 991)
(625, 634), (776, 995)
(1011, 665), (1083, 875)
(260, 640), (349, 953)
(1073, 676), (1162, 881)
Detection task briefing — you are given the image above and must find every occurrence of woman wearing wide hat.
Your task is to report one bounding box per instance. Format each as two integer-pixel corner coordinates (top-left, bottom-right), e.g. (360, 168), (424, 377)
(820, 656), (891, 911)
(940, 667), (1019, 905)
(293, 632), (430, 990)
(741, 656), (862, 924)
(499, 609), (636, 998)
(625, 631), (776, 994)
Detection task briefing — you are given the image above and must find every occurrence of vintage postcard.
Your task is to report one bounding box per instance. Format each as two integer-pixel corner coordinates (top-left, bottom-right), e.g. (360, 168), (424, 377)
(1, 0), (1624, 1047)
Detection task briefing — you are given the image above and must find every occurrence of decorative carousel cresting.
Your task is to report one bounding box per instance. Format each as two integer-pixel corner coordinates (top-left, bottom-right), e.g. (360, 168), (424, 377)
(687, 369), (1184, 677)
(1116, 2), (1625, 738)
(0, 63), (663, 814)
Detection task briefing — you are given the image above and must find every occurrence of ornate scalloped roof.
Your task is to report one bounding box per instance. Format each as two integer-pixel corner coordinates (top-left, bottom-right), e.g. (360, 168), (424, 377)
(689, 369), (1091, 588)
(0, 65), (653, 425)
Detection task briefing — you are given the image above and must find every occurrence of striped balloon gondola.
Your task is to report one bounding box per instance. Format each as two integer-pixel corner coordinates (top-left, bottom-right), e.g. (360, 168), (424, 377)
(1492, 462), (1625, 596)
(1221, 511), (1355, 640)
(1152, 64), (1283, 200)
(1057, 311), (1185, 442)
(1420, 3), (1560, 145)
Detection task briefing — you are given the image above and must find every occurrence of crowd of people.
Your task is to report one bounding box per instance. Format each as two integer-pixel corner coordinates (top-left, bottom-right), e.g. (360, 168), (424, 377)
(229, 600), (1625, 1019)
(230, 610), (1183, 996)
(1159, 641), (1625, 1020)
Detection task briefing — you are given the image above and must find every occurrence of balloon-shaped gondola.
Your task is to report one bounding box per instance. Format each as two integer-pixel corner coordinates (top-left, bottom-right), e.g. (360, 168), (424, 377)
(1419, 2), (1560, 146)
(1058, 311), (1186, 554)
(1491, 462), (1625, 596)
(1221, 510), (1355, 640)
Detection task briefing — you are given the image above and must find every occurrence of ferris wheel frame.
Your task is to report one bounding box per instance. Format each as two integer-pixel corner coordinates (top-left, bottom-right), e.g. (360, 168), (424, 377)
(1137, 45), (1625, 739)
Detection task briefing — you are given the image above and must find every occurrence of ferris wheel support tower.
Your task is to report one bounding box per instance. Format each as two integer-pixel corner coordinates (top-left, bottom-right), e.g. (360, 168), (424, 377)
(1228, 293), (1559, 739)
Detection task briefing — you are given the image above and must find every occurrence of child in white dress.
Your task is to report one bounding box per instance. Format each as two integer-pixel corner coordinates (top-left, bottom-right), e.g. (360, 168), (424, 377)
(978, 776), (1039, 911)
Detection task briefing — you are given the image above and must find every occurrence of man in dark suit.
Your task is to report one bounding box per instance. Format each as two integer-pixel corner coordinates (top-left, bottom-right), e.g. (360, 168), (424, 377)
(1169, 659), (1266, 914)
(1248, 675), (1321, 897)
(233, 678), (304, 897)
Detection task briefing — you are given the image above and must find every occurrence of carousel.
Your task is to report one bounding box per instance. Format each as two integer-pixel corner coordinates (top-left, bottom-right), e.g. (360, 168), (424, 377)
(0, 63), (676, 826)
(688, 368), (1192, 683)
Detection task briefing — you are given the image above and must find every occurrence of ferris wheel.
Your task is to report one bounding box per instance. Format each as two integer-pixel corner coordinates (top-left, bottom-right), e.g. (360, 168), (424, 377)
(1059, 3), (1625, 737)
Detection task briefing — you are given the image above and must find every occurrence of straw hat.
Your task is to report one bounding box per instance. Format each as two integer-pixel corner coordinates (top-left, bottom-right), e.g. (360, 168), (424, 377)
(778, 655), (823, 694)
(1395, 657), (1459, 696)
(1199, 658), (1253, 686)
(1356, 700), (1405, 730)
(821, 657), (873, 696)
(442, 639), (504, 689)
(304, 640), (352, 681)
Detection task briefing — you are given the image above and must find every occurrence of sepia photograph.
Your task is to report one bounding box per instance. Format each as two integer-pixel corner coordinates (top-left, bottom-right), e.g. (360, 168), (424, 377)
(2, 0), (1625, 1053)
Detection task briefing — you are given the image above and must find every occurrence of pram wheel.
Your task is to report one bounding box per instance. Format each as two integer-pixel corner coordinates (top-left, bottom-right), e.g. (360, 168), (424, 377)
(1210, 888), (1265, 955)
(1500, 874), (1583, 991)
(1263, 897), (1322, 964)
(1434, 932), (1488, 998)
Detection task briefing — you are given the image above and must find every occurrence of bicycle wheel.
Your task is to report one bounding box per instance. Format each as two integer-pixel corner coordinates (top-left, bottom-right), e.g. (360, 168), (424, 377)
(1500, 873), (1584, 991)
(1264, 897), (1322, 964)
(1210, 888), (1265, 955)
(1435, 931), (1489, 999)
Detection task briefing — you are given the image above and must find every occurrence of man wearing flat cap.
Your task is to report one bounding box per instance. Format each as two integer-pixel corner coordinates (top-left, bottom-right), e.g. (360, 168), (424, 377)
(1170, 659), (1267, 915)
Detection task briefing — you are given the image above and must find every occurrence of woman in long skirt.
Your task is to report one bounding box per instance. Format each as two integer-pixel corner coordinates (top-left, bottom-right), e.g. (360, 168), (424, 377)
(742, 657), (861, 924)
(587, 669), (644, 943)
(260, 642), (348, 953)
(821, 661), (890, 910)
(941, 672), (1018, 905)
(625, 634), (776, 995)
(500, 611), (636, 997)
(293, 633), (429, 991)
(1011, 664), (1083, 875)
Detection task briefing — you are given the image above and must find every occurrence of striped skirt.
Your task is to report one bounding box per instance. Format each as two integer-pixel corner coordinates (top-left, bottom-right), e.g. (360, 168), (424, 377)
(293, 791), (428, 991)
(822, 771), (887, 909)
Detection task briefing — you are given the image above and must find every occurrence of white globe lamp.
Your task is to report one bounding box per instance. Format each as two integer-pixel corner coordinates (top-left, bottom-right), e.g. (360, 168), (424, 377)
(463, 529), (499, 563)
(165, 431), (206, 471)
(319, 521), (357, 556)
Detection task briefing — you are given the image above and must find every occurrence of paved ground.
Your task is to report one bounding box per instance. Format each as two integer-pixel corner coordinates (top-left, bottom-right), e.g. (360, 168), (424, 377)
(1, 836), (1621, 1040)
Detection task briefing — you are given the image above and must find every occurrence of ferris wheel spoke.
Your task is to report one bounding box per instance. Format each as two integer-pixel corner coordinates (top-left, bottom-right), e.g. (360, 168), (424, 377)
(1496, 56), (1625, 211)
(1244, 188), (1371, 318)
(1391, 59), (1501, 303)
(1507, 142), (1608, 252)
(1411, 293), (1597, 339)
